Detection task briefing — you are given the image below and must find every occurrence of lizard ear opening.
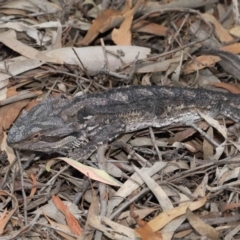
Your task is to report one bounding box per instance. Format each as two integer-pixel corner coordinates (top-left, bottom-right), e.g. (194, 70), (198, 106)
(77, 107), (93, 124)
(32, 133), (40, 141)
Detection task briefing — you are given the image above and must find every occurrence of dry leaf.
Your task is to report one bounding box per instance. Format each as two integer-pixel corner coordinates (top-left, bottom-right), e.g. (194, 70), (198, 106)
(184, 43), (240, 74)
(52, 195), (82, 236)
(89, 215), (139, 239)
(80, 9), (125, 46)
(119, 208), (156, 226)
(44, 213), (76, 240)
(203, 127), (214, 160)
(84, 190), (99, 239)
(0, 99), (29, 144)
(132, 20), (168, 36)
(107, 162), (166, 216)
(0, 190), (18, 234)
(135, 218), (163, 240)
(112, 0), (142, 45)
(208, 82), (240, 94)
(0, 30), (54, 62)
(197, 111), (227, 139)
(229, 25), (240, 37)
(47, 157), (122, 186)
(133, 165), (173, 210)
(202, 13), (233, 43)
(0, 132), (15, 164)
(112, 12), (133, 45)
(28, 174), (37, 200)
(186, 208), (220, 240)
(148, 196), (207, 232)
(221, 202), (240, 213)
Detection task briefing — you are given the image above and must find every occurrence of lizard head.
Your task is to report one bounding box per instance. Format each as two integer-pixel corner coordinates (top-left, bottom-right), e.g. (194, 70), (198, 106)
(7, 100), (86, 154)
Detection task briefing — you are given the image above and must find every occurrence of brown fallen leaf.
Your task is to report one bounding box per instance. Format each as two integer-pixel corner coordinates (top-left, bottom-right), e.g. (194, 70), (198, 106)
(221, 202), (240, 213)
(43, 213), (76, 240)
(135, 221), (162, 240)
(7, 86), (20, 98)
(174, 229), (193, 238)
(132, 20), (168, 36)
(229, 25), (240, 37)
(80, 0), (143, 46)
(112, 0), (142, 45)
(84, 189), (99, 240)
(208, 82), (240, 94)
(168, 122), (209, 144)
(203, 127), (214, 160)
(0, 8), (28, 17)
(0, 99), (29, 144)
(202, 13), (233, 43)
(24, 100), (41, 111)
(52, 195), (82, 236)
(111, 10), (133, 45)
(186, 208), (220, 240)
(148, 196), (207, 232)
(1, 0), (61, 13)
(197, 110), (227, 140)
(184, 140), (202, 153)
(0, 30), (55, 62)
(28, 174), (37, 200)
(119, 208), (156, 227)
(80, 9), (125, 46)
(47, 157), (121, 186)
(0, 190), (18, 235)
(0, 132), (15, 164)
(131, 205), (162, 240)
(184, 55), (220, 74)
(221, 42), (240, 54)
(184, 42), (240, 74)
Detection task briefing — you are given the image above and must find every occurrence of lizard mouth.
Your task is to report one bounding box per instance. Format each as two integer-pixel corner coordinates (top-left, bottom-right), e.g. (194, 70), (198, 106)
(8, 135), (87, 153)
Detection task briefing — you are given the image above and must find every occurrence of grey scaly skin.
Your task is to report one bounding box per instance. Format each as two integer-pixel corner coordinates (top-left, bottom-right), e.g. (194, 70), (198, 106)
(7, 86), (240, 160)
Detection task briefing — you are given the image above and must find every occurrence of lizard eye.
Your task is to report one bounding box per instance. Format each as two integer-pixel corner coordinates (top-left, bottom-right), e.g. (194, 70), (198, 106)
(32, 133), (40, 141)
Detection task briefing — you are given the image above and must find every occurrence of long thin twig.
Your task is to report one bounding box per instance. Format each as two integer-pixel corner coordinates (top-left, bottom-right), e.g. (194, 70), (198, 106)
(16, 151), (28, 225)
(94, 144), (108, 240)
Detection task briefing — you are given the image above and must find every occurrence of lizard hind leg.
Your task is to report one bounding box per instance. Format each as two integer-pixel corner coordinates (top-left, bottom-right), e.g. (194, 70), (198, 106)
(69, 119), (126, 161)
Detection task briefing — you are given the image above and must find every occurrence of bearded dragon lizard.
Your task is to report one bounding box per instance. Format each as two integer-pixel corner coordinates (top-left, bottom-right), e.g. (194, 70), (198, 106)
(7, 86), (240, 160)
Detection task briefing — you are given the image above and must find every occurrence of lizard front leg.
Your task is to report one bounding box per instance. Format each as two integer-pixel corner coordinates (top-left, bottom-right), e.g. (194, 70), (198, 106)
(68, 119), (126, 161)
